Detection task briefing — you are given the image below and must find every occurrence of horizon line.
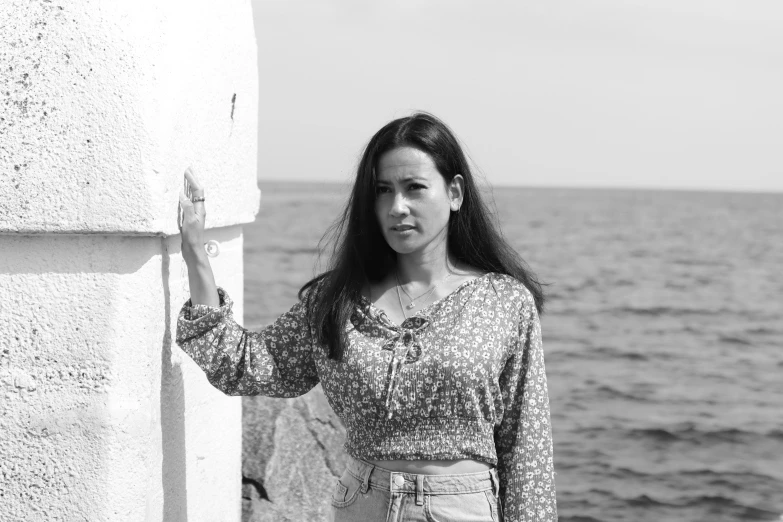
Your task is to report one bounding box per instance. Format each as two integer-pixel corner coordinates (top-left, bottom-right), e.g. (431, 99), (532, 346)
(256, 178), (783, 196)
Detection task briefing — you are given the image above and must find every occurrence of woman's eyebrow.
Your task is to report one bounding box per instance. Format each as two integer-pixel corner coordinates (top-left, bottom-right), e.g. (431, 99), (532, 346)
(377, 176), (427, 184)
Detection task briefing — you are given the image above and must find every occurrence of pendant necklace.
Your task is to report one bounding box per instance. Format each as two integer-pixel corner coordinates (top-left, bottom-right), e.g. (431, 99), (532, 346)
(395, 269), (453, 312)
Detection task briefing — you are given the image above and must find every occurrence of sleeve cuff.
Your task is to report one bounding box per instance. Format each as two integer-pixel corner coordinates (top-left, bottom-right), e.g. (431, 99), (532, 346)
(183, 287), (232, 321)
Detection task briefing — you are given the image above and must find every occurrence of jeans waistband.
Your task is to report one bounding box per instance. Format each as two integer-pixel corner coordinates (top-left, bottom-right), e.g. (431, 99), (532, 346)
(344, 454), (500, 496)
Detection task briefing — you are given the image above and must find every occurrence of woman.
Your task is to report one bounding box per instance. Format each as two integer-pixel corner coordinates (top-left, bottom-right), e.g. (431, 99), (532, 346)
(176, 113), (557, 521)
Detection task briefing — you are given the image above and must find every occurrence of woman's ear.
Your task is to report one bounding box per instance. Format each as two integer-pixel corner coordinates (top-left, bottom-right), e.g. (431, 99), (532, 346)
(449, 175), (465, 212)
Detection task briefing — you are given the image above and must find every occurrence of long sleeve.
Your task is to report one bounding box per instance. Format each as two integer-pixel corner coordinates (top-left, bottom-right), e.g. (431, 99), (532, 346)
(175, 287), (319, 397)
(494, 295), (558, 521)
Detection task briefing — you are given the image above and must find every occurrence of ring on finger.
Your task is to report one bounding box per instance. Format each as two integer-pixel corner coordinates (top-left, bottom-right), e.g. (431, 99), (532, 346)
(191, 196), (205, 203)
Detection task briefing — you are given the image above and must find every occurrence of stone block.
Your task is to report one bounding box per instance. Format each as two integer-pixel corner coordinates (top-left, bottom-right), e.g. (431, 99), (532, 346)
(0, 0), (259, 235)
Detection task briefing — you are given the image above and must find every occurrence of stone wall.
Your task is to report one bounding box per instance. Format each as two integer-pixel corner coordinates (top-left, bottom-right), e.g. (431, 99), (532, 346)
(0, 1), (259, 520)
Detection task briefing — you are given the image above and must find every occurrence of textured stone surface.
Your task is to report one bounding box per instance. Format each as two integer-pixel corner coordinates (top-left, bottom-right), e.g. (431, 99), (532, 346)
(243, 386), (348, 522)
(0, 234), (165, 522)
(2, 0), (257, 519)
(0, 0), (259, 235)
(0, 231), (245, 522)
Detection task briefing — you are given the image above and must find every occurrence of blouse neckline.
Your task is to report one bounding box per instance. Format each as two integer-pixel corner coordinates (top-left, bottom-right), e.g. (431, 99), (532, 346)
(358, 272), (494, 330)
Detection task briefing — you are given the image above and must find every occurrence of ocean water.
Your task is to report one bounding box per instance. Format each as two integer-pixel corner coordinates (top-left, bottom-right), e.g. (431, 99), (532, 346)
(243, 181), (783, 522)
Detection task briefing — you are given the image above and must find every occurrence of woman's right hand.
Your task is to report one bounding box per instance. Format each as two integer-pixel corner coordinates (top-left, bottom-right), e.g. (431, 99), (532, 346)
(178, 167), (207, 265)
(178, 167), (220, 307)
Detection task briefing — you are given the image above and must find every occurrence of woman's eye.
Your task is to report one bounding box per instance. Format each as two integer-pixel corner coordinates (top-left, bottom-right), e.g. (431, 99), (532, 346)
(376, 186), (391, 194)
(409, 184), (426, 191)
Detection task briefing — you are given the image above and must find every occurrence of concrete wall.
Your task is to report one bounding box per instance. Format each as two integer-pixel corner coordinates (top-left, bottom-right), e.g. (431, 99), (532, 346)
(0, 1), (259, 520)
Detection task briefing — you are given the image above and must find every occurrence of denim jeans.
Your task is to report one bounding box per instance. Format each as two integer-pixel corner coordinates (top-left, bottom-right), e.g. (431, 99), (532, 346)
(331, 455), (502, 522)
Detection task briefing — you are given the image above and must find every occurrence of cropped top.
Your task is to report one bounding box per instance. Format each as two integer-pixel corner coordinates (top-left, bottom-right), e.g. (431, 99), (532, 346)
(175, 272), (557, 521)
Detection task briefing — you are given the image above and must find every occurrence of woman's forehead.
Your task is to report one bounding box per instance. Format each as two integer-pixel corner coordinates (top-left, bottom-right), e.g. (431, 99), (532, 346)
(376, 147), (439, 182)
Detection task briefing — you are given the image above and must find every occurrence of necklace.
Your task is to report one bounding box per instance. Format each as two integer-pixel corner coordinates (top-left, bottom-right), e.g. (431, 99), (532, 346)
(394, 281), (408, 319)
(395, 270), (453, 311)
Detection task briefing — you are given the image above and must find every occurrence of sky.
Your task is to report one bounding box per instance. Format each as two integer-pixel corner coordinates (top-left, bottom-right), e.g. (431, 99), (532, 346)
(251, 0), (783, 192)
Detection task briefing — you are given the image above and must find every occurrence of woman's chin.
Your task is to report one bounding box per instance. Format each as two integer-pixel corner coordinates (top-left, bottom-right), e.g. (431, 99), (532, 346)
(386, 237), (422, 255)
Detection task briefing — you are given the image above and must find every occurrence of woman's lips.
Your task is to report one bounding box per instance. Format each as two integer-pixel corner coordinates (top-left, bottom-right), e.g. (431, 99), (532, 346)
(392, 224), (415, 232)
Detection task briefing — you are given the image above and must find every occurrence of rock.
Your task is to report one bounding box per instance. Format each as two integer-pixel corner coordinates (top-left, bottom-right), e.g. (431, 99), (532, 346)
(243, 394), (286, 480)
(295, 388), (350, 477)
(242, 385), (347, 522)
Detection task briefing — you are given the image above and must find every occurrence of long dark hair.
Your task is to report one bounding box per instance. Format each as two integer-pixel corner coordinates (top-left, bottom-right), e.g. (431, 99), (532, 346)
(300, 112), (545, 360)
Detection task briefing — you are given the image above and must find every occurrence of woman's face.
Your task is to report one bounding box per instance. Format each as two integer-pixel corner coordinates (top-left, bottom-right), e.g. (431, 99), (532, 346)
(374, 147), (463, 257)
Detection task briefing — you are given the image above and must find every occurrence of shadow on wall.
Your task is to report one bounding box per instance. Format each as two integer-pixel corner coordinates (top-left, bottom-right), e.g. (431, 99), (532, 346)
(0, 234), (154, 276)
(159, 226), (244, 520)
(161, 244), (188, 521)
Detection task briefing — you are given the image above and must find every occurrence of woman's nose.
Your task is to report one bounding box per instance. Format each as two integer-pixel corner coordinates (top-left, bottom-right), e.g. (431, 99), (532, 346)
(390, 193), (409, 216)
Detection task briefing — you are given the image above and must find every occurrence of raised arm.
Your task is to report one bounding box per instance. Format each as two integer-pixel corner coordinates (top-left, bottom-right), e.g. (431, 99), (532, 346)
(495, 293), (558, 521)
(175, 167), (318, 397)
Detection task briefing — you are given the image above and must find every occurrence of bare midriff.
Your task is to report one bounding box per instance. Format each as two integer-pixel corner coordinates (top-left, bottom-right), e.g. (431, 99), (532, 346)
(367, 459), (493, 475)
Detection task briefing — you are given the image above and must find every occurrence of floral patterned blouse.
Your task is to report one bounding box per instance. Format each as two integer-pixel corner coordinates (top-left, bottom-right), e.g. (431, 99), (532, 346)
(176, 272), (557, 521)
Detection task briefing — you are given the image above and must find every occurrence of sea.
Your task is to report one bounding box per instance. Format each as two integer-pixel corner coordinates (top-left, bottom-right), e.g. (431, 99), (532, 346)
(243, 181), (783, 522)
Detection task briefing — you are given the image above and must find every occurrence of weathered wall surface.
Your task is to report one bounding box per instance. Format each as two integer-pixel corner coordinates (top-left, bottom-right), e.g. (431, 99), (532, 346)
(1, 235), (169, 521)
(0, 1), (259, 520)
(0, 232), (244, 521)
(0, 0), (259, 234)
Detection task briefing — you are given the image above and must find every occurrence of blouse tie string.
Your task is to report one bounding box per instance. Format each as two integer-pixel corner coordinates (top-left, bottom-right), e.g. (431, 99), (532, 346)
(382, 317), (429, 419)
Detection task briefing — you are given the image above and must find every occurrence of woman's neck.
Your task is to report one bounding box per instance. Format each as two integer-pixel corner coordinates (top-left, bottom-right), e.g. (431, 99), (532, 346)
(395, 243), (456, 286)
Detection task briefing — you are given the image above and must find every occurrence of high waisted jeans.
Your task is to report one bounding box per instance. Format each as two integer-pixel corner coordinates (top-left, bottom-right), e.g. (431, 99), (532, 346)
(330, 455), (503, 522)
